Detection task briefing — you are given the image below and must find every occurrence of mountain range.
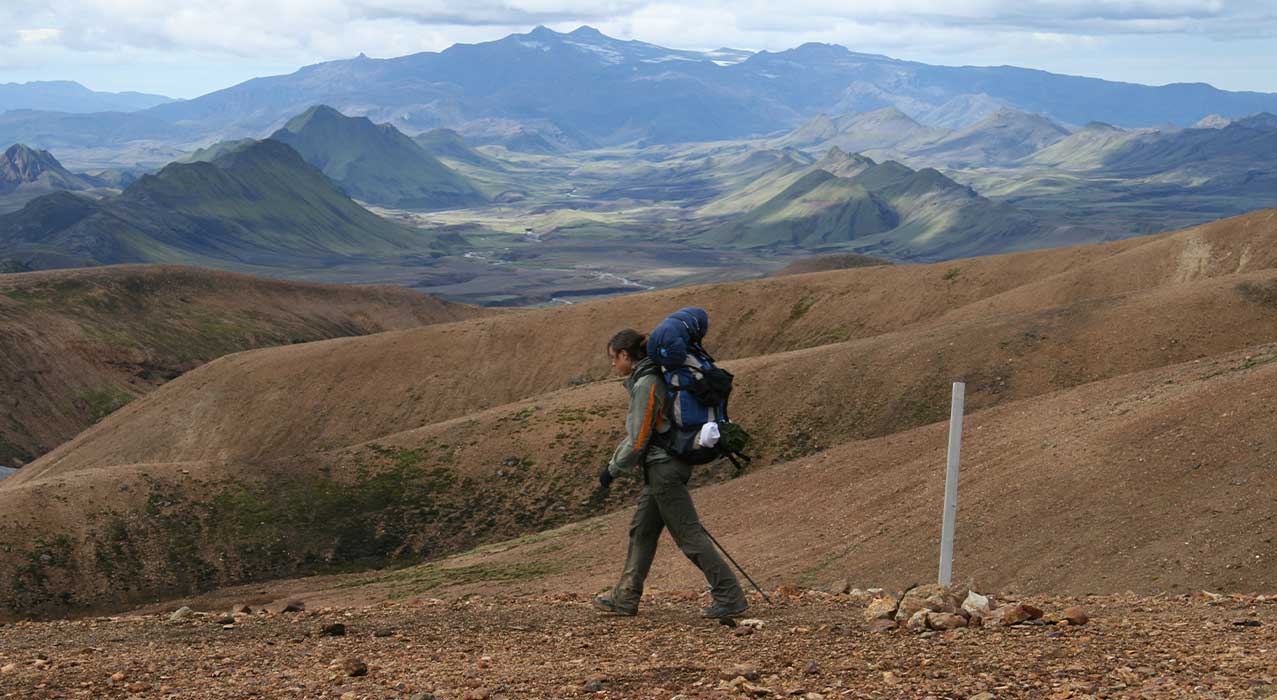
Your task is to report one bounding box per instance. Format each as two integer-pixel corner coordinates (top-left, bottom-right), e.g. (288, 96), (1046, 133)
(0, 139), (445, 271)
(0, 81), (173, 113)
(7, 26), (1277, 155)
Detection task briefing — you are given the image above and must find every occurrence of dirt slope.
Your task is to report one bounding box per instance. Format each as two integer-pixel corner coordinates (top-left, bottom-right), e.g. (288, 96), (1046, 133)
(0, 265), (488, 465)
(2, 211), (1277, 619)
(20, 210), (1277, 474)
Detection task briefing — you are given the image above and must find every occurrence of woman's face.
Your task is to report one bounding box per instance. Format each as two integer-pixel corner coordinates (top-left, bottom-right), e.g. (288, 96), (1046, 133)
(609, 349), (634, 376)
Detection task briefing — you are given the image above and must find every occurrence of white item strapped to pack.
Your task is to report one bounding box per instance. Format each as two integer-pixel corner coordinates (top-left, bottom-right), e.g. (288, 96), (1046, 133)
(695, 421), (721, 449)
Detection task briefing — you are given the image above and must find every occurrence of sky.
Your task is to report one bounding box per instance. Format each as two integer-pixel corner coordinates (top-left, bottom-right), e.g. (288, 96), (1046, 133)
(3, 1), (1276, 99)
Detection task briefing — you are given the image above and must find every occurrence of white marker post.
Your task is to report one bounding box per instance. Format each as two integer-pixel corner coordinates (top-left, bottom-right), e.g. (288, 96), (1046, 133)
(938, 382), (965, 588)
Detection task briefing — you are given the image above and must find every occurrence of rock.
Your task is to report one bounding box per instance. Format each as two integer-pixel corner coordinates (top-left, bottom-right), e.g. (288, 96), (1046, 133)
(867, 619), (897, 633)
(906, 608), (931, 632)
(374, 628), (395, 638)
(895, 584), (961, 625)
(235, 605), (253, 614)
(110, 672), (127, 682)
(864, 595), (899, 622)
(1062, 607), (1089, 626)
(282, 601), (306, 613)
(992, 604), (1043, 626)
(168, 607), (193, 622)
(462, 689), (491, 700)
(216, 616), (236, 625)
(804, 660), (820, 675)
(338, 657), (368, 677)
(970, 694), (995, 700)
(927, 612), (968, 630)
(827, 578), (851, 595)
(321, 623), (347, 637)
(0, 663), (16, 674)
(733, 626), (754, 637)
(409, 694), (437, 700)
(962, 591), (993, 618)
(721, 663), (759, 681)
(582, 674), (607, 692)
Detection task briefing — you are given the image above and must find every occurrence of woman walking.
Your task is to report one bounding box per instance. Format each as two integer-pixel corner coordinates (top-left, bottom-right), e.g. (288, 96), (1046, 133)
(592, 329), (748, 619)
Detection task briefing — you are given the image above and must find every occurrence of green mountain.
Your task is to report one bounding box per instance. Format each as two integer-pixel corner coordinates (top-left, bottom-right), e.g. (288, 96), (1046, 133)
(704, 150), (1047, 260)
(0, 139), (443, 271)
(708, 169), (898, 248)
(180, 138), (257, 164)
(270, 106), (486, 210)
(777, 108), (947, 156)
(415, 128), (503, 169)
(1024, 122), (1151, 170)
(911, 109), (1072, 167)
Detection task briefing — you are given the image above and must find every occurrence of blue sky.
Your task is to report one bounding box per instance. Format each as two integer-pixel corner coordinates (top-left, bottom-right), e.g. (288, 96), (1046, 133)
(3, 1), (1275, 99)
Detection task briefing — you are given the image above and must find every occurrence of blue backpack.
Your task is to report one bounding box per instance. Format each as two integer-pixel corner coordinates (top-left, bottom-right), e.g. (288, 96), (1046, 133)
(647, 308), (752, 470)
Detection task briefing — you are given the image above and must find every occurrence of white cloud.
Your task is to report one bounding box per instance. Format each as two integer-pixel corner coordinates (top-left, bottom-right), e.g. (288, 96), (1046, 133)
(0, 1), (1274, 96)
(16, 28), (63, 43)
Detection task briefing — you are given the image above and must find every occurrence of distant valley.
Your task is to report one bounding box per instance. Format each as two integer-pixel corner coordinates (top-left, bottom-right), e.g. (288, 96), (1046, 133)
(2, 26), (1277, 305)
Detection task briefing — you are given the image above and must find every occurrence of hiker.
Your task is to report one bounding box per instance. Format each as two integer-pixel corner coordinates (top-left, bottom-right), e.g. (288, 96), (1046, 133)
(592, 328), (748, 619)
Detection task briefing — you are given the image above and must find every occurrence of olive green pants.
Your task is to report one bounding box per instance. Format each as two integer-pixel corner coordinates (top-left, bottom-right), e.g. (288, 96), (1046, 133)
(609, 458), (745, 610)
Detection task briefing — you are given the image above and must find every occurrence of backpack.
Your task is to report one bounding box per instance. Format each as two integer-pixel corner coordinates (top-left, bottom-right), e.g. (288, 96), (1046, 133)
(647, 308), (753, 471)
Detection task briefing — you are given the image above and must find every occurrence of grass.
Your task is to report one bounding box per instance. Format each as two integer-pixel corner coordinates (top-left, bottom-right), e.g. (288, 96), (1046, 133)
(208, 447), (457, 569)
(789, 295), (816, 322)
(78, 386), (134, 423)
(1237, 280), (1277, 308)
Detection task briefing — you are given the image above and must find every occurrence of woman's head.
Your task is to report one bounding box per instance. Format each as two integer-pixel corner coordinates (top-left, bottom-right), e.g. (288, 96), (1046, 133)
(606, 329), (647, 376)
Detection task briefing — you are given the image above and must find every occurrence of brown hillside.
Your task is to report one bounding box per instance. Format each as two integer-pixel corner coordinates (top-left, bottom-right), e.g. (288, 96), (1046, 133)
(133, 340), (1277, 619)
(20, 210), (1277, 475)
(2, 210), (1277, 619)
(0, 265), (488, 466)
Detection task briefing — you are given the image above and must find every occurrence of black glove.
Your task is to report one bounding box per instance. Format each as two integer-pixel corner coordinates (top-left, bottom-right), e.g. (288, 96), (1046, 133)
(598, 464), (614, 489)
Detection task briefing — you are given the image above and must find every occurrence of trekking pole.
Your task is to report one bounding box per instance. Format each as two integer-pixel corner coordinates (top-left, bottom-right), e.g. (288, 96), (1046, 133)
(702, 525), (773, 605)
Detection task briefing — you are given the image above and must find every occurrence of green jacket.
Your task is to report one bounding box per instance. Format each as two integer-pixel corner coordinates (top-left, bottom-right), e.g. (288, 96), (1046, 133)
(607, 357), (673, 477)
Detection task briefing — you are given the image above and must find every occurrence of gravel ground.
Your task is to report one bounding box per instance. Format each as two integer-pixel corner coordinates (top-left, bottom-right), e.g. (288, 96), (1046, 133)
(1, 590), (1274, 699)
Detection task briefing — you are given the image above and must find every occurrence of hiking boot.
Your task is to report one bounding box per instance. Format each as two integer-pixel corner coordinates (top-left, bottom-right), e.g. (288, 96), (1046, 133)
(701, 600), (749, 619)
(592, 596), (637, 616)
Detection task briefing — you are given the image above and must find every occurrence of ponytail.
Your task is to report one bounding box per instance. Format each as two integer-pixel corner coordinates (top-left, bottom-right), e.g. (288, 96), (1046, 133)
(606, 329), (648, 361)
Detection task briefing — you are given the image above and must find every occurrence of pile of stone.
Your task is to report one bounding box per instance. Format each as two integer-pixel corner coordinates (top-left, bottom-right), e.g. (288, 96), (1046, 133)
(862, 584), (1088, 633)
